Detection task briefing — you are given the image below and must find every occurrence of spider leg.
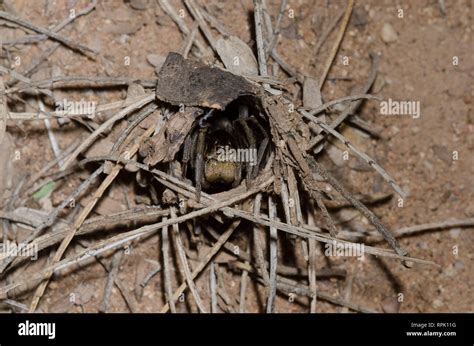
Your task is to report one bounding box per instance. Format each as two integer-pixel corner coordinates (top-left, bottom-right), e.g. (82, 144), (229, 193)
(231, 159), (242, 188)
(182, 130), (198, 178)
(248, 116), (269, 179)
(195, 125), (208, 202)
(236, 118), (256, 188)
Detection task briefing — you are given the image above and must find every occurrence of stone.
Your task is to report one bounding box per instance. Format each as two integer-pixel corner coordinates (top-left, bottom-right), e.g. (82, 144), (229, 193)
(381, 23), (398, 43)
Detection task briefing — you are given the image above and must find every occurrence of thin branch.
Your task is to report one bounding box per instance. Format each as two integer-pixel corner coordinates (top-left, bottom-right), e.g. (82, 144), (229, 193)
(160, 220), (241, 313)
(26, 125), (155, 311)
(252, 193), (270, 285)
(0, 10), (97, 56)
(301, 109), (407, 199)
(170, 207), (207, 313)
(210, 261), (218, 313)
(265, 0), (288, 57)
(254, 0), (268, 77)
(61, 93), (155, 170)
(266, 195), (278, 313)
(184, 0), (218, 53)
(161, 216), (176, 313)
(238, 244), (250, 313)
(319, 0), (354, 89)
(158, 0), (207, 55)
(99, 250), (123, 313)
(307, 203), (318, 313)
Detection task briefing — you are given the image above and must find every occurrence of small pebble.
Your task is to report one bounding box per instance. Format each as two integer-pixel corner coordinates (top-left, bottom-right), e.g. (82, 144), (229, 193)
(130, 0), (149, 10)
(146, 54), (166, 69)
(382, 297), (400, 313)
(353, 7), (368, 26)
(432, 299), (443, 308)
(381, 23), (398, 43)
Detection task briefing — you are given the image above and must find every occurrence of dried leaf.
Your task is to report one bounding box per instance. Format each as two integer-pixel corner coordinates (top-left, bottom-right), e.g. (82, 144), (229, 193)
(140, 107), (202, 166)
(146, 54), (166, 69)
(33, 181), (56, 200)
(155, 52), (258, 109)
(215, 36), (258, 75)
(303, 77), (322, 109)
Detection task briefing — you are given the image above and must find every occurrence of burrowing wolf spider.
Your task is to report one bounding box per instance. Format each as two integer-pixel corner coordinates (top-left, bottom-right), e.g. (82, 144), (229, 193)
(182, 101), (270, 201)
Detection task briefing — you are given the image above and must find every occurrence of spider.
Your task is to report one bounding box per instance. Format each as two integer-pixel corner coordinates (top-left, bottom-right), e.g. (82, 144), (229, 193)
(182, 102), (270, 201)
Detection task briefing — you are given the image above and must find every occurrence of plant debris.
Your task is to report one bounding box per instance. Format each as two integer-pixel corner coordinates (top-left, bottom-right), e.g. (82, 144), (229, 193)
(155, 52), (259, 109)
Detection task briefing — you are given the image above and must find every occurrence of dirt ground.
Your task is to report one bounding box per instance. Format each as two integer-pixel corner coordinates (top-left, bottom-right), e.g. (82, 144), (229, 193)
(0, 0), (472, 313)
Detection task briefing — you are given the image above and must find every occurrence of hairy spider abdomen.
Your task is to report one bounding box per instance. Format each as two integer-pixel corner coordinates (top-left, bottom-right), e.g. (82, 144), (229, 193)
(204, 159), (239, 185)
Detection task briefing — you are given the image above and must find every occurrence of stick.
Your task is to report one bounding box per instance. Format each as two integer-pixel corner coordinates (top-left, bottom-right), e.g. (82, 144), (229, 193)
(238, 244), (250, 313)
(215, 265), (237, 312)
(160, 220), (241, 313)
(301, 109), (407, 199)
(170, 207), (207, 313)
(368, 218), (474, 242)
(2, 0), (97, 48)
(252, 194), (270, 285)
(75, 239), (137, 313)
(254, 0), (268, 77)
(147, 163), (428, 265)
(307, 203), (318, 313)
(137, 262), (161, 300)
(181, 23), (199, 59)
(2, 77), (156, 96)
(38, 98), (64, 168)
(0, 172), (436, 300)
(300, 94), (380, 117)
(0, 10), (96, 56)
(161, 216), (176, 313)
(279, 178), (292, 224)
(265, 0), (288, 57)
(210, 261), (218, 313)
(184, 0), (218, 53)
(315, 191), (338, 237)
(61, 93), (155, 170)
(7, 94), (154, 120)
(0, 74), (6, 144)
(313, 8), (345, 57)
(26, 125), (155, 311)
(0, 207), (169, 271)
(276, 275), (376, 313)
(287, 167), (303, 224)
(309, 53), (380, 150)
(266, 196), (278, 313)
(158, 0), (207, 55)
(200, 7), (231, 37)
(319, 0), (354, 89)
(99, 250), (123, 313)
(339, 268), (355, 313)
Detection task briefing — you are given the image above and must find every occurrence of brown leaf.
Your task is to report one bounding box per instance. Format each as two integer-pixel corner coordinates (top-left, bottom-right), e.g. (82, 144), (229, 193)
(155, 52), (258, 110)
(140, 107), (202, 166)
(215, 36), (258, 75)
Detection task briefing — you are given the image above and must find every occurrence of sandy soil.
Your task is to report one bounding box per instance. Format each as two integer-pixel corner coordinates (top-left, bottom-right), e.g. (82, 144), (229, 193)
(0, 0), (472, 313)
